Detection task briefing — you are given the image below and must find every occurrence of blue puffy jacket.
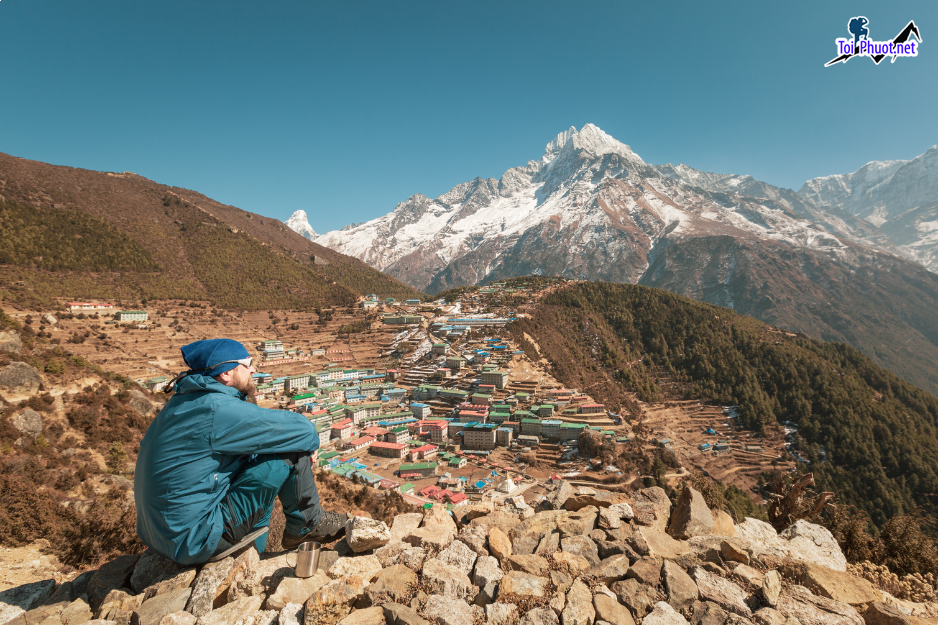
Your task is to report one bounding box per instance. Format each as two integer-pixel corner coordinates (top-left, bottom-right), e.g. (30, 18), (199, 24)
(134, 373), (319, 564)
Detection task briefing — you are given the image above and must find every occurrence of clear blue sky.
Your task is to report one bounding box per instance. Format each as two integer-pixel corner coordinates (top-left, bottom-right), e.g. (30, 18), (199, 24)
(1, 1), (935, 233)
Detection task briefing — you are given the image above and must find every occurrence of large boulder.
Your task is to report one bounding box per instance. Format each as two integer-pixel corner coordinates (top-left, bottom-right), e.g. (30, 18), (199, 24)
(436, 540), (478, 577)
(557, 508), (598, 538)
(561, 578), (595, 625)
(598, 504), (634, 530)
(610, 579), (659, 618)
(691, 567), (751, 618)
(328, 555), (382, 582)
(488, 527), (512, 562)
(542, 481), (575, 510)
(131, 550), (192, 594)
(629, 527), (693, 560)
(265, 572), (331, 611)
(662, 560), (697, 612)
(780, 562), (878, 605)
(778, 521), (848, 572)
(0, 361), (42, 399)
(775, 585), (864, 625)
(710, 510), (736, 537)
(592, 593), (635, 625)
(423, 595), (474, 625)
(86, 553), (141, 611)
(0, 578), (56, 624)
(11, 409), (43, 440)
(561, 536), (600, 567)
(642, 601), (690, 625)
(388, 514), (424, 544)
(366, 564), (417, 605)
(632, 488), (671, 532)
(420, 558), (474, 600)
(346, 517), (391, 553)
(132, 587), (192, 625)
(667, 487), (714, 539)
(500, 571), (551, 599)
(471, 555), (503, 605)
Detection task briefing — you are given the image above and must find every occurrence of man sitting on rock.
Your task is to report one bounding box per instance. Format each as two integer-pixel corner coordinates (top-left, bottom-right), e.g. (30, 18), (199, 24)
(135, 338), (347, 565)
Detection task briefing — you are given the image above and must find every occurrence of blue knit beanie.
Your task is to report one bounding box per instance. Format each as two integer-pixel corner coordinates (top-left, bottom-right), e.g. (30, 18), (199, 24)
(180, 339), (250, 377)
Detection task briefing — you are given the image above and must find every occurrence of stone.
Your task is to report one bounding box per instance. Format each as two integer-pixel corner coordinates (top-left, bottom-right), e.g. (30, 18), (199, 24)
(488, 527), (512, 562)
(400, 548), (427, 573)
(513, 535), (541, 556)
(862, 602), (925, 625)
(280, 603), (305, 625)
(436, 540), (478, 577)
(643, 602), (690, 625)
(382, 603), (431, 625)
(551, 590), (567, 616)
(133, 587), (192, 625)
(365, 564), (417, 606)
(142, 570), (197, 602)
(318, 550), (341, 573)
(507, 554), (550, 577)
(500, 571), (550, 599)
(185, 557), (235, 617)
(0, 330), (23, 354)
(375, 543), (409, 568)
(561, 536), (600, 567)
(336, 606), (386, 625)
(196, 595), (262, 625)
(632, 488), (671, 533)
(625, 557), (661, 587)
(752, 608), (789, 625)
(691, 568), (751, 618)
(509, 511), (567, 543)
(129, 390), (155, 417)
(423, 595), (473, 625)
(667, 488), (714, 540)
(471, 556), (502, 605)
(252, 610), (278, 625)
(131, 551), (192, 595)
(404, 526), (456, 551)
(423, 505), (458, 534)
(542, 481), (575, 510)
(458, 526), (489, 557)
(227, 553), (293, 602)
(303, 575), (366, 625)
(0, 578), (56, 624)
(591, 555), (631, 585)
(604, 527), (633, 543)
(347, 517), (391, 553)
(593, 594), (635, 625)
(598, 504), (634, 531)
(629, 528), (693, 561)
(662, 560), (698, 612)
(87, 554), (141, 611)
(420, 559), (473, 600)
(99, 588), (144, 624)
(521, 607), (560, 625)
(778, 521), (847, 573)
(452, 503), (494, 527)
(48, 571), (94, 605)
(328, 556), (382, 583)
(611, 580), (659, 619)
(0, 361), (42, 398)
(390, 514), (425, 544)
(265, 572), (331, 611)
(536, 533), (561, 557)
(61, 596), (94, 624)
(762, 571), (781, 607)
(733, 564), (763, 588)
(711, 511), (736, 537)
(720, 541), (750, 565)
(595, 541), (633, 562)
(12, 409), (43, 439)
(691, 601), (729, 625)
(775, 585), (863, 625)
(551, 571), (574, 595)
(17, 600), (69, 625)
(557, 508), (598, 538)
(469, 512), (523, 538)
(486, 602), (517, 625)
(159, 612), (198, 625)
(561, 578), (595, 625)
(780, 562), (877, 606)
(735, 519), (778, 542)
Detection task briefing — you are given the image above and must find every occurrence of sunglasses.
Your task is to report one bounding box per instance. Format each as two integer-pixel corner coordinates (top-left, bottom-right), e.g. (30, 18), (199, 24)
(211, 356), (254, 370)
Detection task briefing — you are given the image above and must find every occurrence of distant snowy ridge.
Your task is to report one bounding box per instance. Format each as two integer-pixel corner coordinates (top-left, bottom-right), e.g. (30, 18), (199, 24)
(316, 123), (864, 291)
(286, 210), (318, 240)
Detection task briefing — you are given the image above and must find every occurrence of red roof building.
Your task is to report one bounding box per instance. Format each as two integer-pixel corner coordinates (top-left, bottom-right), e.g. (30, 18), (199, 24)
(370, 441), (407, 458)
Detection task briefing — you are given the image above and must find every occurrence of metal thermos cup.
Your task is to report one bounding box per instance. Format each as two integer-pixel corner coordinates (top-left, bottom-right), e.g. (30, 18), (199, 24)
(293, 541), (321, 578)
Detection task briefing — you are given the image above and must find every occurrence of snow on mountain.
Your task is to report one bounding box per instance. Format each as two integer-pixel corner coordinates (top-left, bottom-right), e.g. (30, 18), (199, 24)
(286, 210), (318, 240)
(800, 146), (938, 271)
(316, 123), (857, 292)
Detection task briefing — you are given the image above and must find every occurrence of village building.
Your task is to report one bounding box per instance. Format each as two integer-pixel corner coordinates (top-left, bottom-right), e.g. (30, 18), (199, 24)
(343, 435), (375, 452)
(370, 441), (407, 459)
(480, 370), (509, 389)
(462, 424), (497, 450)
(116, 310), (148, 322)
(397, 462), (437, 478)
(345, 402), (382, 425)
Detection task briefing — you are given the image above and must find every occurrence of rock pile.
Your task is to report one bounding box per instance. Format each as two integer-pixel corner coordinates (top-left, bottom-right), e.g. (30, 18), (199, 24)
(2, 483), (936, 625)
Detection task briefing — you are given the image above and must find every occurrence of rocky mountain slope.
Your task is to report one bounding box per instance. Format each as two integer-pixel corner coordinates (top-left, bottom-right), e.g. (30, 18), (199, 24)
(311, 125), (938, 397)
(3, 486), (936, 625)
(0, 153), (422, 309)
(799, 147), (938, 273)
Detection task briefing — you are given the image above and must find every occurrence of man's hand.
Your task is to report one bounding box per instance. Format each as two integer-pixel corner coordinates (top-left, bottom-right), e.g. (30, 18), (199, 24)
(311, 451), (318, 464)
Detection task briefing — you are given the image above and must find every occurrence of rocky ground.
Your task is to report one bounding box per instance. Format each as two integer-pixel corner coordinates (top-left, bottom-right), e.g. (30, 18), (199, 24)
(2, 482), (936, 625)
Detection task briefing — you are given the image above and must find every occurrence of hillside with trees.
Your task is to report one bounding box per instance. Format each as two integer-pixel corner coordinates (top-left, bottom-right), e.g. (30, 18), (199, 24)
(0, 152), (424, 310)
(509, 281), (938, 529)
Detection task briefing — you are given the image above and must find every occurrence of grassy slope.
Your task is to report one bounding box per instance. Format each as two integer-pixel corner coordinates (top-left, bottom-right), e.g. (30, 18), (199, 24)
(0, 152), (424, 309)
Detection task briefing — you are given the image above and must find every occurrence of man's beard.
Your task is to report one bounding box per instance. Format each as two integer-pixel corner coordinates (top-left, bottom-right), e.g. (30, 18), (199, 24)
(234, 375), (257, 398)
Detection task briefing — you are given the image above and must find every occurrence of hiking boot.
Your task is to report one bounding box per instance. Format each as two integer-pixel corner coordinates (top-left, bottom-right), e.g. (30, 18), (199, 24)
(282, 511), (350, 550)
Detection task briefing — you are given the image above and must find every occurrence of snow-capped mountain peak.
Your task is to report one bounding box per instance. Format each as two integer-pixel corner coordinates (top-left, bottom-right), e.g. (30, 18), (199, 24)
(285, 210), (318, 240)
